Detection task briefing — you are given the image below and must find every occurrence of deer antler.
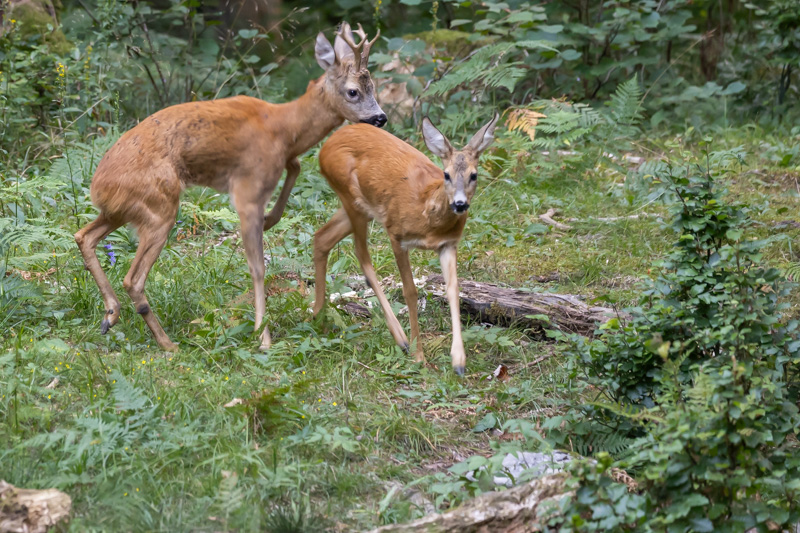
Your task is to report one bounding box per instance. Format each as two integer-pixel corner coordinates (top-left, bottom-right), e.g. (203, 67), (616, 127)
(337, 22), (380, 71)
(360, 24), (380, 68)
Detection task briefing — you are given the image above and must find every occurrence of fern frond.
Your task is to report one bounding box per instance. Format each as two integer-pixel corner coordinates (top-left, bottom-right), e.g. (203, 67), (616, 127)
(609, 77), (644, 127)
(429, 41), (535, 96)
(783, 262), (800, 282)
(506, 108), (547, 142)
(573, 430), (635, 458)
(111, 371), (149, 411)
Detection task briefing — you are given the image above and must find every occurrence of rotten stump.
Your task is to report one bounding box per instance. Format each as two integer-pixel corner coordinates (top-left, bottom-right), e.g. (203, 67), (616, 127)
(0, 480), (71, 533)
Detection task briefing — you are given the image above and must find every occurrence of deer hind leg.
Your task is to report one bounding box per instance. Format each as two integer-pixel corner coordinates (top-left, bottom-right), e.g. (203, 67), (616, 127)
(390, 238), (424, 363)
(349, 213), (410, 352)
(123, 218), (177, 352)
(439, 245), (465, 375)
(312, 208), (353, 316)
(263, 158), (300, 232)
(74, 213), (124, 334)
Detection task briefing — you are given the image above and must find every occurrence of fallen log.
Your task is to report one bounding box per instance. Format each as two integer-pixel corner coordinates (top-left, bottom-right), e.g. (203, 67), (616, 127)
(425, 275), (618, 337)
(0, 480), (71, 533)
(364, 473), (569, 533)
(326, 275), (619, 337)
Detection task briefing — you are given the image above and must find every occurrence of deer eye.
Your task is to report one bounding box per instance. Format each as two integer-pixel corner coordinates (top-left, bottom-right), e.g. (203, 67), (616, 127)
(470, 172), (478, 181)
(443, 172), (451, 182)
(347, 89), (358, 98)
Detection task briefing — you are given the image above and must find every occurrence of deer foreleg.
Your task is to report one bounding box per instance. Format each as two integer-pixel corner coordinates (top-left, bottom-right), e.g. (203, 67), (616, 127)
(439, 245), (465, 375)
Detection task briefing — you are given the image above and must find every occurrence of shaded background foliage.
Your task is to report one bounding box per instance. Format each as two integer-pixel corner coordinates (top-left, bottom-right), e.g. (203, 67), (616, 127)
(1, 0), (798, 161)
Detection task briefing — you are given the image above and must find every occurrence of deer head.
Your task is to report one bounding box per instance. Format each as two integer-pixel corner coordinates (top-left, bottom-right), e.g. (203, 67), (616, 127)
(315, 23), (387, 128)
(422, 114), (499, 215)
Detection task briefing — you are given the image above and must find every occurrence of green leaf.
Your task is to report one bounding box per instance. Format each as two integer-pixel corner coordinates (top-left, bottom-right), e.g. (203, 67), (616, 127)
(560, 49), (582, 61)
(237, 29), (258, 39)
(721, 81), (746, 95)
(537, 24), (564, 33)
(726, 228), (742, 241)
(472, 413), (498, 433)
(450, 19), (472, 28)
(524, 223), (548, 235)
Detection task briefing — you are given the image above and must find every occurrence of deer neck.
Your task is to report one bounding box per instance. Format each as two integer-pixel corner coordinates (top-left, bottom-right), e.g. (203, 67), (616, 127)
(279, 76), (345, 157)
(424, 180), (462, 230)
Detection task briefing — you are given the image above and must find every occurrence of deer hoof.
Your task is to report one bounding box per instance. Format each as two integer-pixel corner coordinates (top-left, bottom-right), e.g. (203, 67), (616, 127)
(453, 365), (465, 376)
(401, 342), (410, 353)
(100, 319), (111, 334)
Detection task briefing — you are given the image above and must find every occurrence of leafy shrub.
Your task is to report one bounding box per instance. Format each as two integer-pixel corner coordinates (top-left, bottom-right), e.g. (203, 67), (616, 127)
(572, 146), (796, 407)
(562, 148), (800, 531)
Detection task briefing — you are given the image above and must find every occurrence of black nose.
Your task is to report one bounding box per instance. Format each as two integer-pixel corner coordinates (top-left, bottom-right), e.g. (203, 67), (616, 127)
(370, 113), (387, 128)
(452, 201), (469, 214)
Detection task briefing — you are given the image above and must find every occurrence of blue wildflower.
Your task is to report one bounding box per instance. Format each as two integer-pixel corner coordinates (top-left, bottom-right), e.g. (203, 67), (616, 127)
(103, 243), (116, 266)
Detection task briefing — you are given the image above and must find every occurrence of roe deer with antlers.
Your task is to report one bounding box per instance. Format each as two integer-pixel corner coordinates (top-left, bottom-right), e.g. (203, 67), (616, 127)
(74, 23), (385, 351)
(315, 114), (499, 375)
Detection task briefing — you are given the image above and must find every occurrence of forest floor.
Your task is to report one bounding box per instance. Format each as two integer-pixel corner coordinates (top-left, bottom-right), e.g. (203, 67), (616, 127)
(2, 128), (799, 531)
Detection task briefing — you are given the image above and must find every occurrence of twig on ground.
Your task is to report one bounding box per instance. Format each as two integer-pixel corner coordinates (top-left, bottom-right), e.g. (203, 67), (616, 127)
(540, 208), (572, 230)
(566, 213), (654, 222)
(521, 351), (556, 370)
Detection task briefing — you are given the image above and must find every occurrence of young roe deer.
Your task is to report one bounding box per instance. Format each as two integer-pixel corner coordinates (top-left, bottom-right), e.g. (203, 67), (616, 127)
(315, 114), (499, 375)
(74, 23), (386, 351)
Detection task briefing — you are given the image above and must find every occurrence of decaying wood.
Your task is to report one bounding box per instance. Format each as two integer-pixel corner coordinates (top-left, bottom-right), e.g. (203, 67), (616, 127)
(0, 480), (71, 533)
(425, 275), (618, 337)
(331, 275), (618, 337)
(364, 473), (569, 533)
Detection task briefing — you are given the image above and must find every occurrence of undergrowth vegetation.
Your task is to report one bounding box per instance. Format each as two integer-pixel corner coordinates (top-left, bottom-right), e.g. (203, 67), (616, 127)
(1, 0), (799, 531)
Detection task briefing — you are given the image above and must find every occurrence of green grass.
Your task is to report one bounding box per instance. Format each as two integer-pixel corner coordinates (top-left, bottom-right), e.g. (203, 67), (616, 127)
(1, 127), (799, 531)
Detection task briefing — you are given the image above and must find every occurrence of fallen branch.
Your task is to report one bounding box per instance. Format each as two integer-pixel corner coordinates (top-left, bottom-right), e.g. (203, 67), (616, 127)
(364, 473), (568, 533)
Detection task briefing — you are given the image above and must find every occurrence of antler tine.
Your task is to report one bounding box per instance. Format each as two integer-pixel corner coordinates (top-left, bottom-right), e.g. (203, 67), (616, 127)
(337, 22), (364, 70)
(361, 27), (380, 66)
(352, 23), (368, 41)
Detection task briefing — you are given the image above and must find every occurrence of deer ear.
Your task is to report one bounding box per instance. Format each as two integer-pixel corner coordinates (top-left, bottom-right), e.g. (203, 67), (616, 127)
(333, 23), (356, 65)
(422, 117), (453, 160)
(315, 32), (336, 71)
(467, 112), (500, 154)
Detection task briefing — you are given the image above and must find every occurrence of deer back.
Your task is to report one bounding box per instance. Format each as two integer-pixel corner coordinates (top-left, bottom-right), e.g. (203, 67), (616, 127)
(319, 124), (467, 249)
